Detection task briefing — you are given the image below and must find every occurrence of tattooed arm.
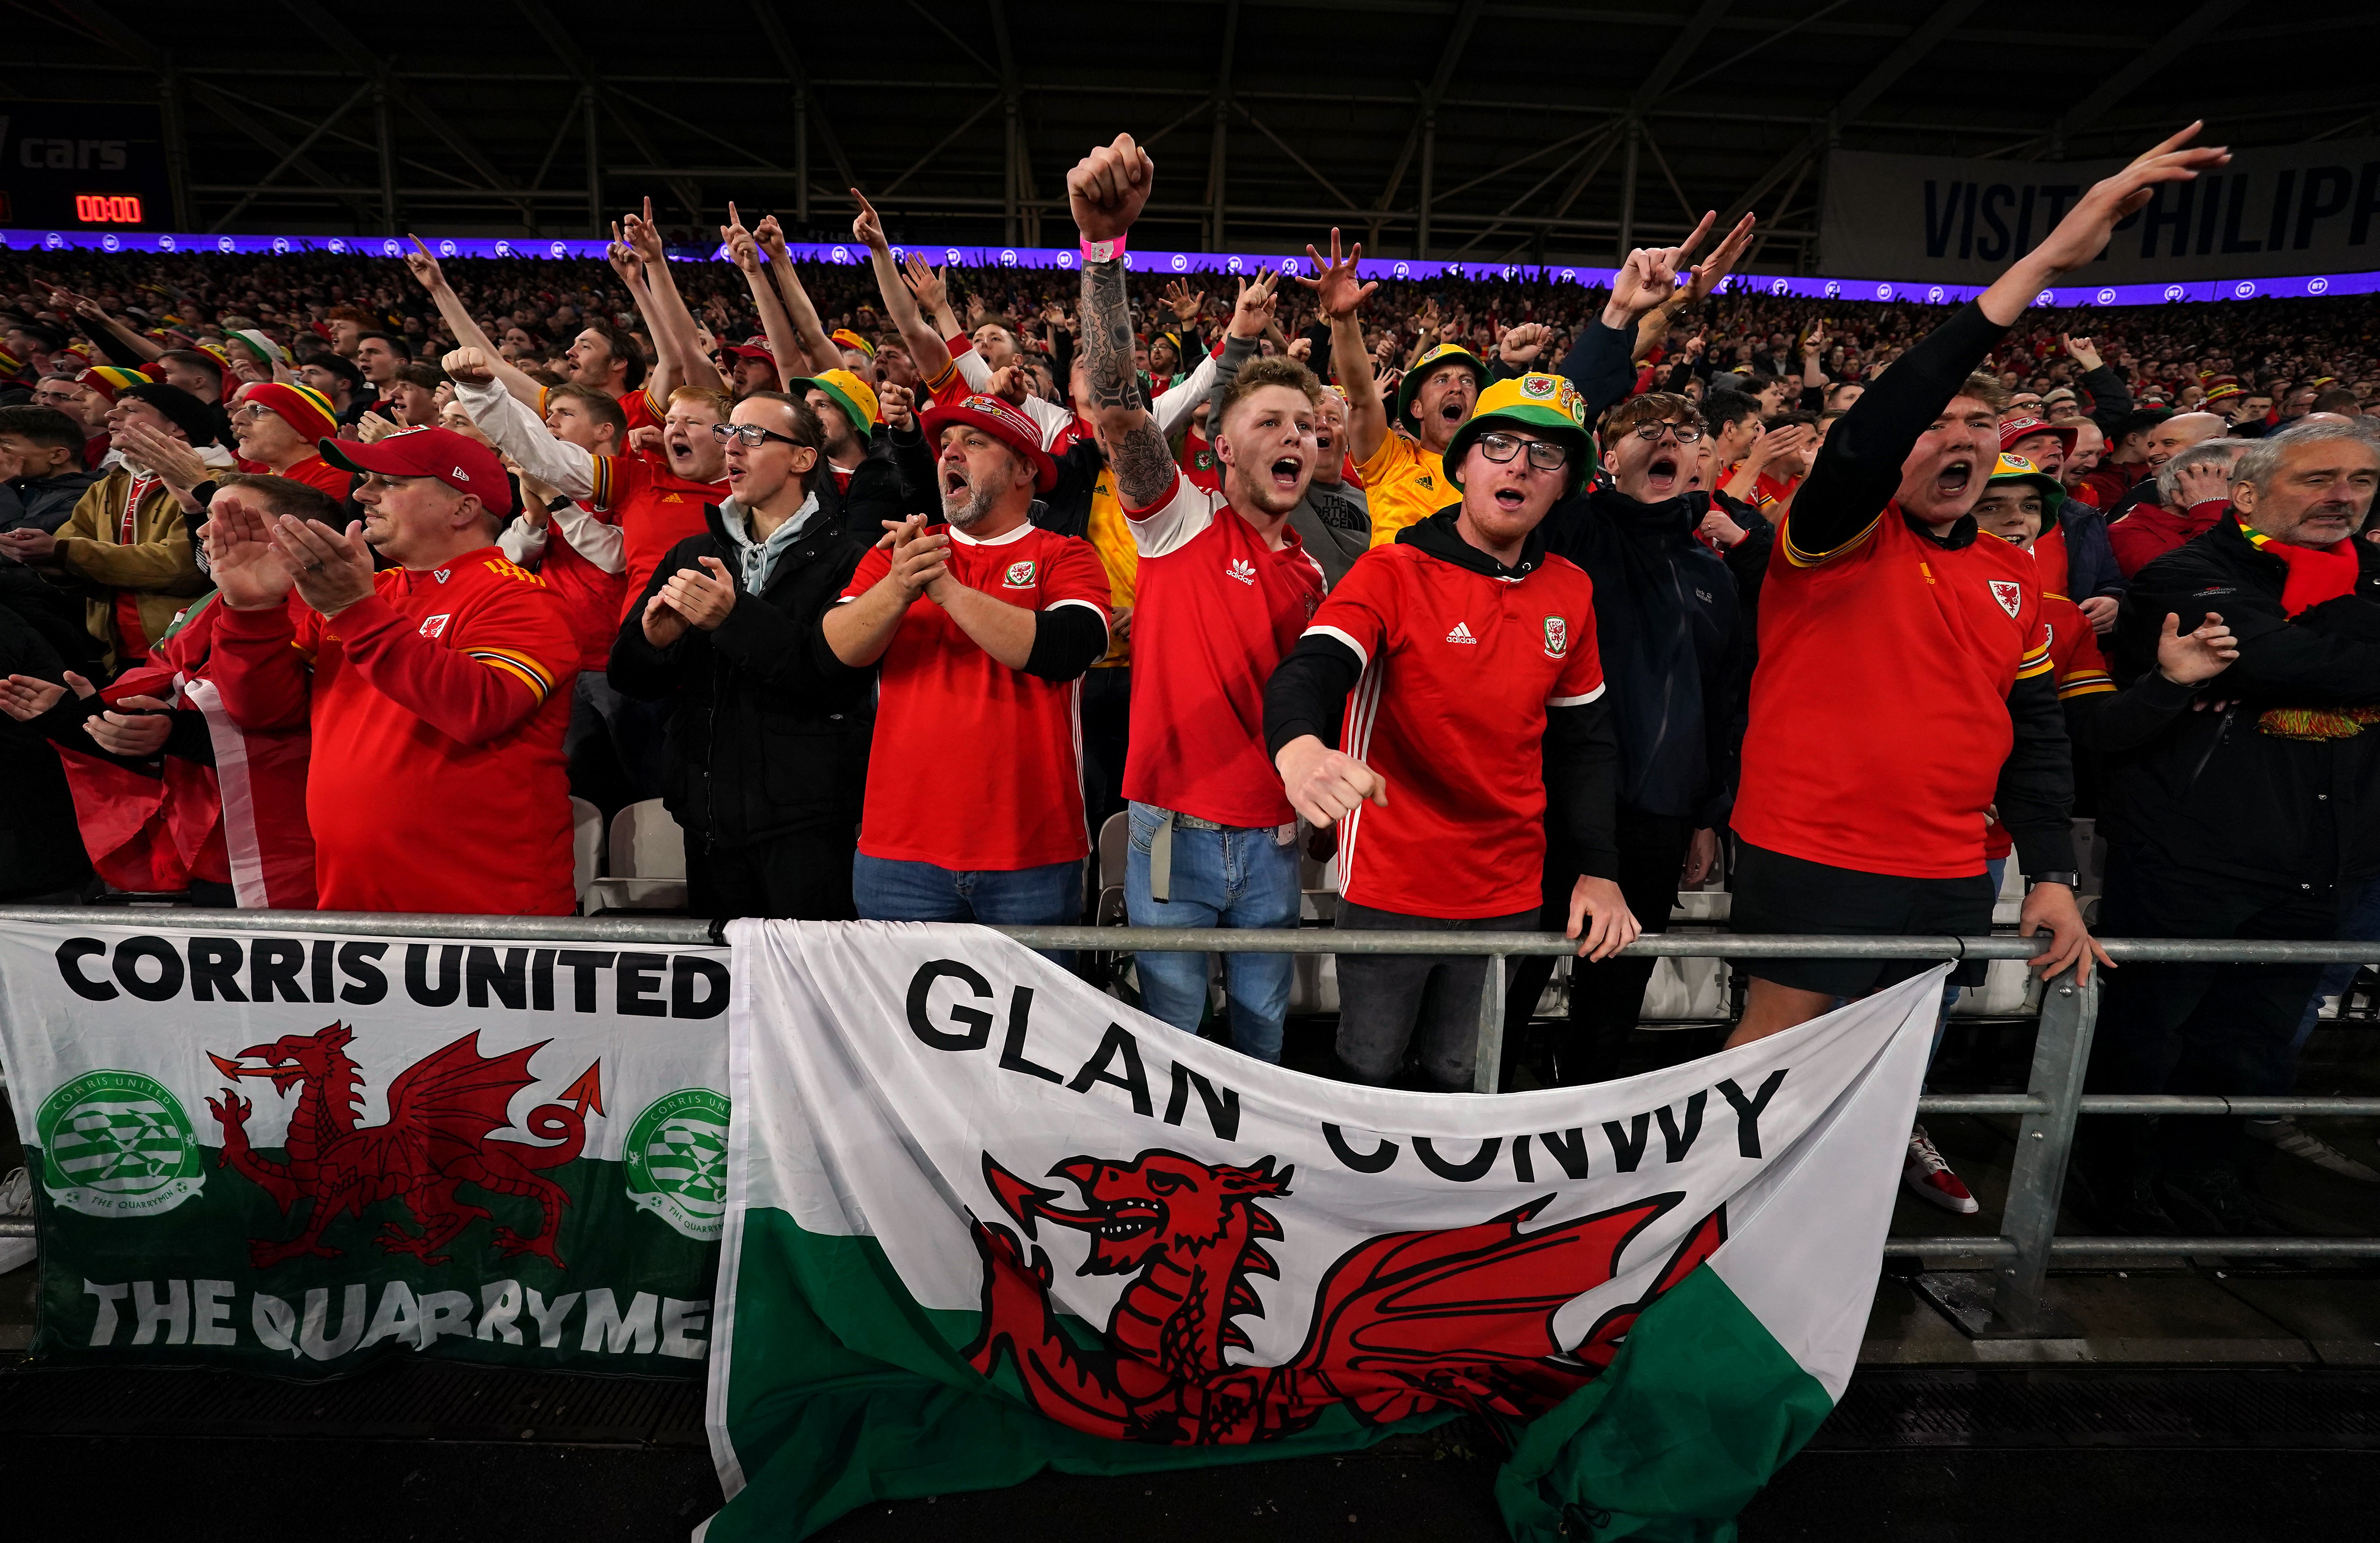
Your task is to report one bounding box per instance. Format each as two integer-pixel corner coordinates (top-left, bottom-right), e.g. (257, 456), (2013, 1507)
(1067, 134), (1176, 509)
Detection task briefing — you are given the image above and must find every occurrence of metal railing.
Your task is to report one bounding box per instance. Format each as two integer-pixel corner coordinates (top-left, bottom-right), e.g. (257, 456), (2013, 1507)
(2, 908), (2376, 1335)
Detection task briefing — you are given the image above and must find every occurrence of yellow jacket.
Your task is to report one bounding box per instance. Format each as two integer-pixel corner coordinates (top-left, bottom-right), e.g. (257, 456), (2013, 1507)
(50, 466), (209, 667)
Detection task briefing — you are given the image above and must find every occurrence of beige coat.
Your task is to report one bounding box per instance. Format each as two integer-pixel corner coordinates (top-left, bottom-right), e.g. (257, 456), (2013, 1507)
(51, 465), (211, 667)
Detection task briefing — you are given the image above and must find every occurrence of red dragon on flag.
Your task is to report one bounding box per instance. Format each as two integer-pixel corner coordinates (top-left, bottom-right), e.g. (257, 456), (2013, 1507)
(964, 1147), (1724, 1445)
(205, 1022), (600, 1269)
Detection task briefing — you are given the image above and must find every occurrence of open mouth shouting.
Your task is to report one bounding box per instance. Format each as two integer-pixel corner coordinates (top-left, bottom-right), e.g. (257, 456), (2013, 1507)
(1439, 399), (1468, 432)
(1644, 449), (1680, 497)
(1934, 457), (1975, 501)
(1267, 454), (1304, 495)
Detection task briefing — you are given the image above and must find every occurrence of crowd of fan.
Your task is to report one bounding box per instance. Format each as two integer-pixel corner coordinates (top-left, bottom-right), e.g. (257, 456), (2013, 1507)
(2, 123), (2377, 1236)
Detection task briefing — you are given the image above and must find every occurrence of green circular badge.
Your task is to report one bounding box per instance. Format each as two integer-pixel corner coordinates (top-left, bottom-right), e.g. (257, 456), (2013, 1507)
(624, 1088), (730, 1241)
(36, 1069), (205, 1218)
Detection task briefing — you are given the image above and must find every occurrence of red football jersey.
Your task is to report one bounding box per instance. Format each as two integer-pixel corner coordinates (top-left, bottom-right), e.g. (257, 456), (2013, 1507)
(1121, 471), (1328, 829)
(211, 548), (578, 915)
(1985, 584), (2112, 861)
(842, 521), (1111, 870)
(1734, 505), (2053, 879)
(586, 452), (728, 620)
(277, 454), (353, 503)
(1308, 544), (1605, 917)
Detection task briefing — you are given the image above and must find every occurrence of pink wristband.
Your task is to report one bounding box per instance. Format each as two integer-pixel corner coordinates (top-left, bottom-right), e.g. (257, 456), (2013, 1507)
(1080, 233), (1128, 264)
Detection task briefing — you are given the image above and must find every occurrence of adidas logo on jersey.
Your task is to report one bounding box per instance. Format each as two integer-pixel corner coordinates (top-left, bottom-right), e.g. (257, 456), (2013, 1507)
(1225, 557), (1257, 586)
(1445, 621), (1478, 645)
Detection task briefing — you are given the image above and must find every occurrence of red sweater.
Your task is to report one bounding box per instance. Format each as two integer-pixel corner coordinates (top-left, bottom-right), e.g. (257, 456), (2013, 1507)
(210, 547), (580, 916)
(2108, 499), (2229, 579)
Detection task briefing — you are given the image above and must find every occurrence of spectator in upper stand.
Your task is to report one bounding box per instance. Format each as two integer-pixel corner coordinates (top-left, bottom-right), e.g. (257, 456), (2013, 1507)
(2081, 421), (2380, 1236)
(1323, 232), (1487, 548)
(324, 305), (373, 358)
(298, 352), (369, 426)
(206, 426), (580, 916)
(227, 383), (353, 502)
(1999, 415), (2123, 629)
(2109, 438), (2252, 579)
(823, 393), (1111, 930)
(354, 332), (409, 414)
(0, 384), (226, 670)
(2056, 333), (2135, 442)
(30, 373), (111, 468)
(2073, 406), (2171, 514)
(611, 393), (877, 920)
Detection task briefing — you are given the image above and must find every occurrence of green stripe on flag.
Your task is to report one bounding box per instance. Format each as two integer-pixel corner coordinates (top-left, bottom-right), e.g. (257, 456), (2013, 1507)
(1493, 1265), (1834, 1543)
(707, 1208), (1450, 1542)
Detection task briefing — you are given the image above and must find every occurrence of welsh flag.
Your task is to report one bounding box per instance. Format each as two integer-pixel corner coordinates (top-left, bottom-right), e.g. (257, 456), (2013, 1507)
(702, 922), (1938, 1542)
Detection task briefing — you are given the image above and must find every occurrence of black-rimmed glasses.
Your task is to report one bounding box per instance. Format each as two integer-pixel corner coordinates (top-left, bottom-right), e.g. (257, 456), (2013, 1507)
(1628, 420), (1705, 443)
(1476, 431), (1571, 471)
(711, 422), (808, 449)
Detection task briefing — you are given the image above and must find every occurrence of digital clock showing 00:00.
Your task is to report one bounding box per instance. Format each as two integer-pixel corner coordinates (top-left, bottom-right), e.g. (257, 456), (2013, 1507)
(73, 194), (144, 224)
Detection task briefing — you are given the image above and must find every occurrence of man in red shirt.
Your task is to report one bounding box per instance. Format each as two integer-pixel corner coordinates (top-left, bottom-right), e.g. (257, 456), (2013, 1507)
(2109, 437), (2248, 577)
(206, 426), (580, 916)
(225, 382), (352, 502)
(824, 394), (1111, 926)
(1070, 133), (1328, 1062)
(1724, 126), (2224, 1045)
(1265, 373), (1636, 1090)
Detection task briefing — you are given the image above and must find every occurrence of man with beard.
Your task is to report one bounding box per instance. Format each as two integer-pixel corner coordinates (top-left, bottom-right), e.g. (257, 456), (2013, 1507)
(1071, 132), (1330, 1065)
(1266, 372), (1635, 1092)
(1496, 390), (1746, 1086)
(824, 394), (1111, 927)
(1721, 124), (2228, 1048)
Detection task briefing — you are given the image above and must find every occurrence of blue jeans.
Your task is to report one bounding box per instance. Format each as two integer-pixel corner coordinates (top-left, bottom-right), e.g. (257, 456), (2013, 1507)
(1124, 802), (1300, 1064)
(2293, 875), (2380, 1052)
(853, 854), (1083, 962)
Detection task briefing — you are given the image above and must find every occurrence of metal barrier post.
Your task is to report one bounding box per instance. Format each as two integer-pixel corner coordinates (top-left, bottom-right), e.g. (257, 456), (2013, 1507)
(1989, 966), (2098, 1332)
(1471, 953), (1507, 1094)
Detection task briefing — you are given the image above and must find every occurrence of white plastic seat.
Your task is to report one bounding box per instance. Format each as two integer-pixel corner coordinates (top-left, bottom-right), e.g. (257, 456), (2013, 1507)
(569, 797), (604, 914)
(586, 798), (689, 913)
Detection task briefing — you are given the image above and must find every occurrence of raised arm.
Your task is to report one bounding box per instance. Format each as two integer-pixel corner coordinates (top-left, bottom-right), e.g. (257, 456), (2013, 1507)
(621, 198), (729, 396)
(402, 238), (546, 409)
(1069, 133), (1176, 509)
(1298, 230), (1386, 466)
(446, 354), (600, 502)
(723, 205), (808, 385)
(757, 209), (839, 375)
(48, 287), (161, 365)
(857, 210), (956, 386)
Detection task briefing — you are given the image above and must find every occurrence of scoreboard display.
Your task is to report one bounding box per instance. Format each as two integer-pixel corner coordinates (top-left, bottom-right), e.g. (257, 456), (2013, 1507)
(0, 101), (171, 229)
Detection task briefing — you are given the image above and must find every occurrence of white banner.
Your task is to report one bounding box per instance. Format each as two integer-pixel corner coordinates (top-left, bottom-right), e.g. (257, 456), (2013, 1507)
(1821, 138), (2380, 285)
(0, 920), (729, 1375)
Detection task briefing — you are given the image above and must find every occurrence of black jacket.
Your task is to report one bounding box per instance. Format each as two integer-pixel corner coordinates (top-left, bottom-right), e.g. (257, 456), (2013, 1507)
(607, 483), (876, 849)
(1539, 488), (1746, 827)
(0, 599), (96, 899)
(2104, 517), (2380, 887)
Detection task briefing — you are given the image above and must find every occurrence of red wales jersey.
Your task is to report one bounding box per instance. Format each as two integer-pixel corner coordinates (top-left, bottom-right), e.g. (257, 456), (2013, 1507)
(1122, 472), (1327, 828)
(1734, 506), (2053, 878)
(278, 454), (353, 502)
(1310, 545), (1605, 917)
(842, 521), (1111, 869)
(586, 452), (728, 618)
(210, 548), (579, 915)
(1986, 585), (2113, 860)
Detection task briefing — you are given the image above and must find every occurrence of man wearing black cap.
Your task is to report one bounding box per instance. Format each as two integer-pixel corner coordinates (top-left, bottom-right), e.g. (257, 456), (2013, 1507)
(0, 382), (224, 669)
(206, 425), (582, 916)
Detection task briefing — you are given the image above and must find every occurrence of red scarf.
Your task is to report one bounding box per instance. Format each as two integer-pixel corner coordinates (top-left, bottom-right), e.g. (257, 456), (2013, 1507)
(2238, 516), (2360, 616)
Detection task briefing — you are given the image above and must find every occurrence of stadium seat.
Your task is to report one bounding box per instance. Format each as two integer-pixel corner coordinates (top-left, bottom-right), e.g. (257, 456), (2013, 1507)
(586, 799), (689, 913)
(569, 797), (603, 913)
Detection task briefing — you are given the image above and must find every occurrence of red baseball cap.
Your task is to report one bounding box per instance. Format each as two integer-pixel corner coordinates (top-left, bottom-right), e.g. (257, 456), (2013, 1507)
(920, 393), (1057, 493)
(1998, 416), (2077, 456)
(319, 426), (516, 519)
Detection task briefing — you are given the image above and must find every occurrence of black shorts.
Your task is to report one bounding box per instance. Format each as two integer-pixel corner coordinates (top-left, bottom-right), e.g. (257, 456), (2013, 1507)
(1727, 841), (1993, 998)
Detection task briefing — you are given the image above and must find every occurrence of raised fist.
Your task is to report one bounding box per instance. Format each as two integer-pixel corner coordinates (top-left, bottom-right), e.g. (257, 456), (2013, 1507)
(442, 345), (494, 386)
(1067, 133), (1155, 242)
